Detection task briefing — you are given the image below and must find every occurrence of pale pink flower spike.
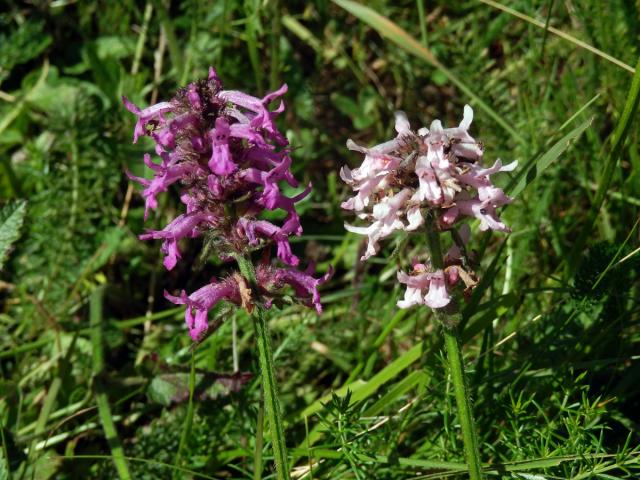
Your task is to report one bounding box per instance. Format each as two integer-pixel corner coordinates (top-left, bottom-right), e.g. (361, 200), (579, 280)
(341, 106), (516, 310)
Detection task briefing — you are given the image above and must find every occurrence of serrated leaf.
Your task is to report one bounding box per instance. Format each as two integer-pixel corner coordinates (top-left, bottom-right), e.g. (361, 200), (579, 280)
(0, 200), (26, 270)
(147, 371), (252, 406)
(148, 374), (189, 406)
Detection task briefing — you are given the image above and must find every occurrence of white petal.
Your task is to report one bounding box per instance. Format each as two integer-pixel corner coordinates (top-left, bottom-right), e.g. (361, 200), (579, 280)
(460, 104), (473, 130)
(346, 138), (365, 152)
(394, 111), (411, 134)
(500, 159), (518, 172)
(397, 287), (423, 309)
(344, 223), (372, 235)
(372, 202), (392, 220)
(406, 206), (424, 231)
(429, 119), (443, 133)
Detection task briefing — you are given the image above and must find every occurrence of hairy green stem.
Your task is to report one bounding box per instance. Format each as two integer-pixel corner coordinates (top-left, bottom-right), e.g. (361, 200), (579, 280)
(234, 254), (289, 480)
(253, 393), (265, 480)
(443, 326), (484, 479)
(425, 218), (484, 479)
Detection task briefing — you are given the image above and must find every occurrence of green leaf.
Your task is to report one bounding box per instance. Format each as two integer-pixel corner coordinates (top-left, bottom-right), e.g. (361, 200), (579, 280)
(463, 293), (518, 343)
(508, 117), (593, 199)
(0, 200), (26, 270)
(363, 370), (429, 417)
(0, 19), (52, 86)
(148, 374), (189, 407)
(298, 341), (428, 420)
(332, 94), (361, 120)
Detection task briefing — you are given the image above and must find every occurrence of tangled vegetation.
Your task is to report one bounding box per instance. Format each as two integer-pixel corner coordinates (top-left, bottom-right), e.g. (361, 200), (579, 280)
(1, 1), (639, 478)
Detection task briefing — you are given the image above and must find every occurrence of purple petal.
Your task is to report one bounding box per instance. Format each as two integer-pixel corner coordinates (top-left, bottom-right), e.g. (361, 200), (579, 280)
(165, 279), (241, 341)
(208, 117), (237, 175)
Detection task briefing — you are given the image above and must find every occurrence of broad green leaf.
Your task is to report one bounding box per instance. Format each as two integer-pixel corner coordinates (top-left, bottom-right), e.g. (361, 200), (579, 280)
(332, 94), (361, 120)
(0, 200), (26, 270)
(30, 449), (62, 480)
(94, 36), (136, 60)
(332, 0), (524, 143)
(0, 61), (49, 137)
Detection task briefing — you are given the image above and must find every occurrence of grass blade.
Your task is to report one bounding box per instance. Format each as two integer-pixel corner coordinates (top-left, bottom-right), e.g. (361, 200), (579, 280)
(172, 353), (196, 479)
(568, 56), (640, 271)
(151, 0), (183, 80)
(245, 0), (265, 95)
(332, 0), (524, 143)
(298, 341), (429, 421)
(479, 0), (635, 74)
(507, 117), (593, 199)
(91, 288), (132, 480)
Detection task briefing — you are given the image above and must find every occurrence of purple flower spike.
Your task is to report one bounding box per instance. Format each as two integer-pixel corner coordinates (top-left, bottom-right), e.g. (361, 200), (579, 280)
(187, 83), (202, 110)
(125, 68), (330, 339)
(220, 84), (289, 146)
(127, 154), (202, 219)
(237, 218), (300, 266)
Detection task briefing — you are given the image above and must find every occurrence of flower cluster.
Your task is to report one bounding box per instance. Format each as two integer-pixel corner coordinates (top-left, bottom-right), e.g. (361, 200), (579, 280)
(124, 68), (329, 340)
(341, 106), (516, 310)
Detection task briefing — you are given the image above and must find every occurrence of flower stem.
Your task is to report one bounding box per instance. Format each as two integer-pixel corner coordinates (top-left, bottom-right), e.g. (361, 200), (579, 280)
(235, 254), (290, 480)
(443, 325), (484, 479)
(425, 218), (484, 479)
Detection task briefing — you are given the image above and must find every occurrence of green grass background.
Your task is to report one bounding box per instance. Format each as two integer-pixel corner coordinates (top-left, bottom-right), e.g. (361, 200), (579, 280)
(1, 0), (639, 478)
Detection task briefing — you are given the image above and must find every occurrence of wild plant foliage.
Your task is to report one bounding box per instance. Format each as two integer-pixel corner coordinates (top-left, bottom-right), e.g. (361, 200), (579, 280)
(0, 1), (639, 479)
